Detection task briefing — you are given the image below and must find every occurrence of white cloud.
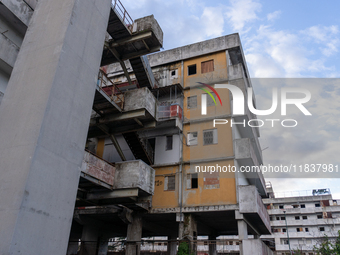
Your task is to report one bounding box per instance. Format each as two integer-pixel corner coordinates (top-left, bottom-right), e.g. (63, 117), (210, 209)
(267, 10), (281, 21)
(225, 0), (261, 32)
(302, 25), (339, 57)
(201, 7), (224, 37)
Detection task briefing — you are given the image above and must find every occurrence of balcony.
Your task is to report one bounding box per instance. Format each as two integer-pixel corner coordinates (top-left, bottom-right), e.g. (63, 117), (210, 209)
(78, 152), (155, 208)
(238, 185), (271, 234)
(234, 138), (265, 195)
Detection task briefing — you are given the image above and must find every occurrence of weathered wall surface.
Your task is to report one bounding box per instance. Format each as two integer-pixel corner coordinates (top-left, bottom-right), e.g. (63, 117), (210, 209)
(123, 87), (156, 117)
(114, 160), (155, 195)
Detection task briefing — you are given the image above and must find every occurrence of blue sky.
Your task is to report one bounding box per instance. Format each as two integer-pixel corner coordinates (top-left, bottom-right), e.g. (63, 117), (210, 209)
(122, 0), (340, 197)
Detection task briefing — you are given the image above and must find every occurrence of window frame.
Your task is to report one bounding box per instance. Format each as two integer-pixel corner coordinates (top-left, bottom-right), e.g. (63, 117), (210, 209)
(203, 128), (218, 146)
(166, 135), (173, 151)
(188, 64), (197, 76)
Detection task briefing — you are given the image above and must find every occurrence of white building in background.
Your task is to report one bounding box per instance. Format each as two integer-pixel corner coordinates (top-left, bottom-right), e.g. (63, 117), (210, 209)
(262, 183), (340, 255)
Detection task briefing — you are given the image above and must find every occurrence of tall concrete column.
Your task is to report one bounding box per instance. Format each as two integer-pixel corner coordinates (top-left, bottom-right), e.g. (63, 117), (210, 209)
(238, 220), (248, 255)
(126, 214), (143, 255)
(79, 225), (109, 255)
(67, 232), (81, 255)
(0, 0), (112, 254)
(167, 235), (177, 255)
(178, 214), (197, 253)
(208, 235), (217, 255)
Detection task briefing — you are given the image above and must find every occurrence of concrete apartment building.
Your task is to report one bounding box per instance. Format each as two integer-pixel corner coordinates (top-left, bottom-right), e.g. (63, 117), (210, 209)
(0, 0), (272, 255)
(261, 183), (340, 255)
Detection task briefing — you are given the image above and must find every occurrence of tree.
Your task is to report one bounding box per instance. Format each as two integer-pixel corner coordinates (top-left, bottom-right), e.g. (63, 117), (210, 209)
(313, 230), (340, 255)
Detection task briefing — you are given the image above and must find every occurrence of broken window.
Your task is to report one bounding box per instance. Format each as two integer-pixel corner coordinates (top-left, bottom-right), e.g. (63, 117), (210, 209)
(164, 175), (175, 191)
(187, 132), (198, 146)
(317, 214), (323, 219)
(315, 203), (320, 207)
(201, 60), (214, 73)
(187, 173), (198, 189)
(282, 228), (286, 232)
(301, 204), (306, 208)
(293, 204), (299, 208)
(188, 64), (197, 75)
(170, 69), (178, 79)
(295, 216), (300, 220)
(166, 135), (173, 151)
(305, 228), (309, 232)
(187, 96), (197, 109)
(280, 216), (285, 220)
(203, 129), (217, 145)
(279, 205), (284, 209)
(296, 228), (303, 232)
(302, 216), (307, 220)
(319, 227), (325, 231)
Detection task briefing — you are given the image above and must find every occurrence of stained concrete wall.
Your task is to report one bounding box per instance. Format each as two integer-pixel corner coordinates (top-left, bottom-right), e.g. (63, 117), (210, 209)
(0, 0), (34, 27)
(242, 240), (273, 255)
(154, 134), (180, 165)
(133, 15), (163, 47)
(123, 87), (156, 118)
(147, 34), (240, 67)
(114, 160), (155, 195)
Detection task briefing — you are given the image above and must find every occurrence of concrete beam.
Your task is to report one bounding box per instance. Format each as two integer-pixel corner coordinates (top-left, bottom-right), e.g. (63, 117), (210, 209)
(109, 31), (152, 48)
(90, 109), (147, 126)
(87, 188), (139, 200)
(0, 0), (112, 254)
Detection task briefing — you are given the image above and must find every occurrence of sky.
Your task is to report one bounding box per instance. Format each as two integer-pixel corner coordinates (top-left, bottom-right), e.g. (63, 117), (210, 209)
(121, 0), (340, 198)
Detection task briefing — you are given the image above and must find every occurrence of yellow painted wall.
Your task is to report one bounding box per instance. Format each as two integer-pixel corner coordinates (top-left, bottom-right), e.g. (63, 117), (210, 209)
(151, 50), (238, 209)
(183, 160), (237, 206)
(152, 166), (179, 208)
(183, 51), (228, 88)
(183, 120), (233, 162)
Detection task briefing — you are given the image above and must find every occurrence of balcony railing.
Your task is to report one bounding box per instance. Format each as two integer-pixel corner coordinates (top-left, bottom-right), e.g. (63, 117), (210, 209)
(97, 69), (124, 109)
(112, 0), (134, 33)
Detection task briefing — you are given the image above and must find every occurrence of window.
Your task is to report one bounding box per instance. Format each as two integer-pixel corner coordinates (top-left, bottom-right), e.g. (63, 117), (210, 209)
(187, 96), (197, 109)
(187, 173), (198, 189)
(187, 132), (198, 146)
(203, 129), (217, 145)
(206, 92), (216, 107)
(164, 175), (175, 191)
(296, 228), (302, 232)
(279, 205), (284, 209)
(317, 214), (323, 219)
(295, 216), (300, 220)
(283, 239), (289, 245)
(188, 64), (197, 75)
(276, 217), (280, 220)
(282, 228), (286, 232)
(315, 203), (320, 207)
(293, 204), (299, 208)
(201, 60), (214, 73)
(305, 228), (309, 232)
(280, 216), (286, 220)
(166, 135), (173, 150)
(301, 204), (306, 208)
(302, 216), (308, 220)
(170, 69), (178, 79)
(319, 227), (325, 231)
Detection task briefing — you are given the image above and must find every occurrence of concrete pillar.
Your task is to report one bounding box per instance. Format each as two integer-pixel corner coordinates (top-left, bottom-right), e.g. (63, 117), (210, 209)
(126, 214), (143, 255)
(167, 235), (177, 255)
(238, 220), (248, 255)
(79, 225), (99, 255)
(79, 225), (109, 255)
(178, 214), (197, 253)
(0, 0), (112, 254)
(208, 235), (217, 255)
(67, 233), (81, 255)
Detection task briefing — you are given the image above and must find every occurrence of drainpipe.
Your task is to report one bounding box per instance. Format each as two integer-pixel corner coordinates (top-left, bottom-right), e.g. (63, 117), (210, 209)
(283, 210), (292, 255)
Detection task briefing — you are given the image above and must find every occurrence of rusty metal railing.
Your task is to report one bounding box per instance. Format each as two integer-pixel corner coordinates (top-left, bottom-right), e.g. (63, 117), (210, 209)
(112, 0), (134, 33)
(98, 69), (124, 109)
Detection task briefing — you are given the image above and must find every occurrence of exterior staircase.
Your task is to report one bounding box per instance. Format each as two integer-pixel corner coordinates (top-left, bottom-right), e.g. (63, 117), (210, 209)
(129, 55), (157, 89)
(122, 132), (154, 165)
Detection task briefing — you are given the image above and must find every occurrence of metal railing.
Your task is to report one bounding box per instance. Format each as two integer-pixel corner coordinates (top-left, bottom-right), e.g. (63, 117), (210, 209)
(98, 69), (124, 109)
(112, 0), (134, 33)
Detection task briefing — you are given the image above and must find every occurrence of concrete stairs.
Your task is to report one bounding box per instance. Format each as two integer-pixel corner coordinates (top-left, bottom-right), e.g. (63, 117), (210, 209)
(122, 132), (154, 165)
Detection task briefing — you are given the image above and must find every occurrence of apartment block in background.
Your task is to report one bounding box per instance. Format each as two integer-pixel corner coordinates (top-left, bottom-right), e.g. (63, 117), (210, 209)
(262, 183), (340, 255)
